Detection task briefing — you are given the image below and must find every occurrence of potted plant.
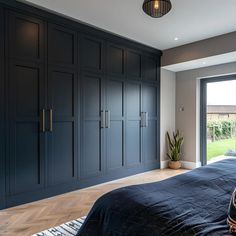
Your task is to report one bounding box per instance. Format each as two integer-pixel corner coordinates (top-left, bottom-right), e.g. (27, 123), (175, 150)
(166, 130), (184, 169)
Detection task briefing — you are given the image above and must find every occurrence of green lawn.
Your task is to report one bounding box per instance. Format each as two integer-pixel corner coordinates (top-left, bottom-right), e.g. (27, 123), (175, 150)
(207, 138), (236, 160)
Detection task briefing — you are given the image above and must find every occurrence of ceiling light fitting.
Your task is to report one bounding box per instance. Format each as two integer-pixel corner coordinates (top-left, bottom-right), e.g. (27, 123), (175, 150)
(143, 0), (172, 18)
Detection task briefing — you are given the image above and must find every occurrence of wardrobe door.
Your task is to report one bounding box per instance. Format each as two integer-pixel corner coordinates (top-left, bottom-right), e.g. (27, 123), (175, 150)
(0, 7), (5, 208)
(126, 82), (142, 167)
(142, 84), (159, 163)
(8, 61), (45, 194)
(106, 78), (125, 171)
(47, 67), (78, 185)
(7, 11), (46, 195)
(81, 74), (105, 178)
(47, 23), (78, 185)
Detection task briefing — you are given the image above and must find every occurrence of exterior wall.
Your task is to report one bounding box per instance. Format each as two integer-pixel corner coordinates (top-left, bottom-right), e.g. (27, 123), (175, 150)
(207, 113), (236, 121)
(207, 105), (236, 121)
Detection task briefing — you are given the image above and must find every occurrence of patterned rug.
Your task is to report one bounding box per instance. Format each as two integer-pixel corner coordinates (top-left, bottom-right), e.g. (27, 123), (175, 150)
(32, 216), (86, 236)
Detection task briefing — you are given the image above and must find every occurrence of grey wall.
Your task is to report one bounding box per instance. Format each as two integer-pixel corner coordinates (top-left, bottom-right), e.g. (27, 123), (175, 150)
(160, 68), (176, 166)
(162, 32), (236, 66)
(176, 61), (236, 165)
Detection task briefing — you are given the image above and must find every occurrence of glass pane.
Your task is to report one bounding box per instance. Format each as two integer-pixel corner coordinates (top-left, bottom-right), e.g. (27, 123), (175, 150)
(207, 80), (236, 164)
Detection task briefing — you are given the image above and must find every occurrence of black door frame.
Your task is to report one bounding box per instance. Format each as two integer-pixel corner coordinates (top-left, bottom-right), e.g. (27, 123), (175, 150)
(200, 74), (236, 166)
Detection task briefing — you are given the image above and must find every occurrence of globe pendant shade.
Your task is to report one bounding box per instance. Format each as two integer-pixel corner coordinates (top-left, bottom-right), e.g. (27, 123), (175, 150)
(143, 0), (172, 18)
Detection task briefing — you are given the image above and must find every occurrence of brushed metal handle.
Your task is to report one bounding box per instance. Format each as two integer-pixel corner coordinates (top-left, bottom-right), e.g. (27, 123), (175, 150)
(105, 110), (110, 128)
(41, 109), (46, 132)
(141, 112), (145, 127)
(101, 110), (105, 128)
(49, 109), (53, 132)
(141, 112), (148, 127)
(145, 112), (149, 127)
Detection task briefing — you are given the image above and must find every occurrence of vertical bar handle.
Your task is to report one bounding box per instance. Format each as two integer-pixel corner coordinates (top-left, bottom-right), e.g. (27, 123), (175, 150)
(49, 109), (53, 132)
(141, 112), (145, 127)
(145, 112), (149, 127)
(101, 110), (105, 128)
(105, 110), (111, 128)
(41, 109), (46, 132)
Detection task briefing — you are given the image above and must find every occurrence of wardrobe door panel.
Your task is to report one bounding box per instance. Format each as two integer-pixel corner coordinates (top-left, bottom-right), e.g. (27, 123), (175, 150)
(143, 121), (157, 162)
(9, 62), (45, 194)
(8, 11), (44, 61)
(126, 121), (141, 166)
(107, 80), (123, 116)
(126, 82), (141, 166)
(108, 44), (124, 75)
(83, 121), (101, 175)
(15, 123), (40, 187)
(83, 76), (100, 117)
(127, 83), (141, 117)
(81, 74), (104, 178)
(144, 55), (157, 81)
(81, 36), (103, 72)
(52, 71), (74, 116)
(48, 24), (77, 66)
(52, 122), (74, 184)
(16, 67), (39, 116)
(48, 67), (78, 185)
(142, 84), (158, 163)
(107, 121), (123, 169)
(142, 85), (157, 117)
(127, 50), (141, 78)
(106, 79), (124, 170)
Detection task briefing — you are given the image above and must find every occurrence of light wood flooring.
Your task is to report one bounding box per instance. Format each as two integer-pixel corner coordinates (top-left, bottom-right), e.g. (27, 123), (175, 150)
(0, 168), (188, 236)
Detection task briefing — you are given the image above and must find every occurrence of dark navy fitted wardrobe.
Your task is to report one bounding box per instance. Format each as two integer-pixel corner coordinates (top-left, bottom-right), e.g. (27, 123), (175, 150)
(0, 0), (162, 209)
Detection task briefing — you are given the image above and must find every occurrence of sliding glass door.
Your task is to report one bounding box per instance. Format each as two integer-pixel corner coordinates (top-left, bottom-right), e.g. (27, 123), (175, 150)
(201, 75), (236, 165)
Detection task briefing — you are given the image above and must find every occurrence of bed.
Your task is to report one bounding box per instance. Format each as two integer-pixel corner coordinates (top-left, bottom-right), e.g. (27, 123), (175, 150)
(77, 159), (236, 236)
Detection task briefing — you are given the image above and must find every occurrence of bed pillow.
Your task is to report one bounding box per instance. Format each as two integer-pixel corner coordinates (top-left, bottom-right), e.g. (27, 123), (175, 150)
(228, 189), (236, 234)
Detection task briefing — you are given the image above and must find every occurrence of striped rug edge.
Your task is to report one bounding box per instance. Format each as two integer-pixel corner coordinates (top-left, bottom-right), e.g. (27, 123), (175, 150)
(32, 216), (86, 236)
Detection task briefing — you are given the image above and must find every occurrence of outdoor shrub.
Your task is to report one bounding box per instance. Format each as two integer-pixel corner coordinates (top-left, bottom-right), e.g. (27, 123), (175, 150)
(207, 121), (222, 139)
(207, 120), (236, 140)
(222, 120), (234, 138)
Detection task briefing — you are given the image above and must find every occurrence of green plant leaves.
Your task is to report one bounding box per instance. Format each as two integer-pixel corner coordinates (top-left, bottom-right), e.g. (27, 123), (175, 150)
(166, 130), (184, 161)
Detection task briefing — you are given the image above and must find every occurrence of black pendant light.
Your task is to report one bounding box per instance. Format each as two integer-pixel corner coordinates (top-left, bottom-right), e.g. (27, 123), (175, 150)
(143, 0), (172, 18)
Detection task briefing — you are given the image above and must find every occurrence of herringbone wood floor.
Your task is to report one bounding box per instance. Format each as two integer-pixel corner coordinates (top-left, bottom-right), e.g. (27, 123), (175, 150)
(0, 168), (188, 236)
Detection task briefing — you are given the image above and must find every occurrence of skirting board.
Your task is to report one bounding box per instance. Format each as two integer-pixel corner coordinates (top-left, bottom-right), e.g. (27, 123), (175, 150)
(181, 161), (202, 169)
(161, 160), (202, 170)
(160, 160), (169, 169)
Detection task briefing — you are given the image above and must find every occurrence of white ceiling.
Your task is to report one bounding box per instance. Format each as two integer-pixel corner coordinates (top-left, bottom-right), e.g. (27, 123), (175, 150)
(20, 0), (236, 50)
(162, 52), (236, 72)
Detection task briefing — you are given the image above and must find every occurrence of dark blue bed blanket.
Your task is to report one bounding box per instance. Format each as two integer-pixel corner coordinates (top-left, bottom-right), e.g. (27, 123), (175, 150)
(77, 159), (236, 236)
